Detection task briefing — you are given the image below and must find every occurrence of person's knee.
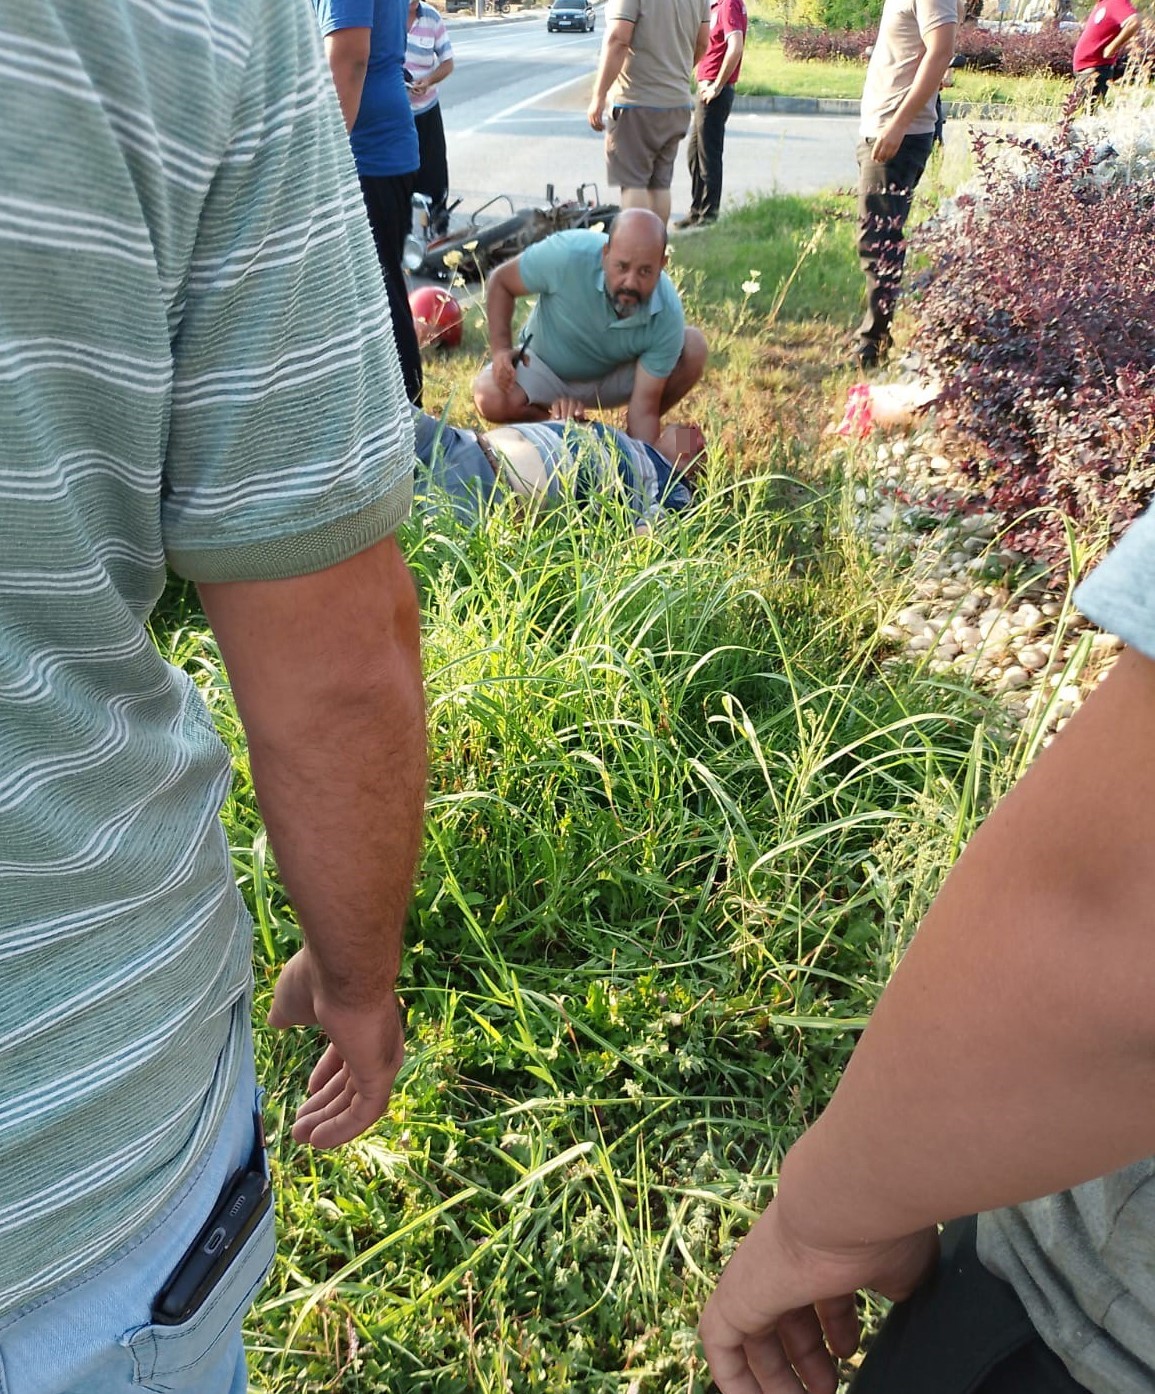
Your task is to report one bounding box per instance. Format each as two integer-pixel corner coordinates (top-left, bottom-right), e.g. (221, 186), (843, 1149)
(472, 368), (531, 424)
(472, 368), (509, 421)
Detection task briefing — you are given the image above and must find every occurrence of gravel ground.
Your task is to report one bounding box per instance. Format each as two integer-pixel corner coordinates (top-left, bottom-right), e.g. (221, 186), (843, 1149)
(847, 427), (1123, 740)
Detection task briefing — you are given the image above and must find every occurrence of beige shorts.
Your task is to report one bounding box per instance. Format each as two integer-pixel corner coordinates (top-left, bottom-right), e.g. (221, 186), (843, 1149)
(605, 106), (691, 192)
(514, 351), (636, 410)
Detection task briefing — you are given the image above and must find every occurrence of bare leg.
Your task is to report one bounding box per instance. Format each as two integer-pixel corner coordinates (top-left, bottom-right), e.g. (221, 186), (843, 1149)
(650, 188), (672, 225)
(620, 187), (671, 224)
(472, 364), (550, 424)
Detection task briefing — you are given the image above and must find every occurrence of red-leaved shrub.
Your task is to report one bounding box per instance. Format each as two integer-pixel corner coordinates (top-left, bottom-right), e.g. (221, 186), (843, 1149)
(953, 26), (1006, 70)
(911, 131), (1155, 566)
(998, 24), (1077, 77)
(781, 21), (1075, 80)
(781, 25), (876, 62)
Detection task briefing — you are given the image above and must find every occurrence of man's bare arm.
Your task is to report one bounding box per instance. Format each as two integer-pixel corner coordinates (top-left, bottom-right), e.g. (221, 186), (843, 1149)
(625, 365), (667, 444)
(588, 18), (634, 130)
(872, 22), (956, 161)
(702, 30), (745, 98)
(485, 258), (530, 390)
(199, 534), (426, 1148)
(785, 645), (1155, 1235)
(692, 19), (711, 66)
(410, 56), (454, 97)
(324, 28), (372, 132)
(701, 647), (1155, 1391)
(1104, 12), (1140, 59)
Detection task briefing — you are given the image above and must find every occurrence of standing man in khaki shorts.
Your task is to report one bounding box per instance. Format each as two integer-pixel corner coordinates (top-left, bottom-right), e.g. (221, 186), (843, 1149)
(588, 0), (711, 226)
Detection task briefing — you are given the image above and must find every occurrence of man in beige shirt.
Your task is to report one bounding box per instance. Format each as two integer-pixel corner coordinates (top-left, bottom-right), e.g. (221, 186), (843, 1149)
(587, 0), (710, 225)
(852, 0), (962, 369)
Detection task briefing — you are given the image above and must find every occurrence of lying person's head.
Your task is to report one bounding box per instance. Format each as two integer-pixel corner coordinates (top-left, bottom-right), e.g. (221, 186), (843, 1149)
(656, 421), (707, 479)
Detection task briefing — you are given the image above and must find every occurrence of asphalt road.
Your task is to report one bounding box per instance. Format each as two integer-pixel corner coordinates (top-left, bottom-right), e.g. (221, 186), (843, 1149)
(435, 10), (861, 225)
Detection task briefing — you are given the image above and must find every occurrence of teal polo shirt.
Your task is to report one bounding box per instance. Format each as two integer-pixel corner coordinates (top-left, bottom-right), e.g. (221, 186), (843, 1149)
(519, 229), (685, 382)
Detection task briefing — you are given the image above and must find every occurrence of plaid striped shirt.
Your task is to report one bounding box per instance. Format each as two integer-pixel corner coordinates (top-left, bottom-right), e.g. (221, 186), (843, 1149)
(0, 0), (412, 1317)
(406, 1), (454, 114)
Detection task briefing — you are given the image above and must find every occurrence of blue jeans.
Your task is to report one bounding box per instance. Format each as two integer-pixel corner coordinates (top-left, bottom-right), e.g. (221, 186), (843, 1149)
(0, 1031), (273, 1394)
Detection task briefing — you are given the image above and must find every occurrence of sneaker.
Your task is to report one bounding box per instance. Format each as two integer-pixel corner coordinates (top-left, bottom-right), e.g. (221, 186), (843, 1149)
(673, 214), (701, 230)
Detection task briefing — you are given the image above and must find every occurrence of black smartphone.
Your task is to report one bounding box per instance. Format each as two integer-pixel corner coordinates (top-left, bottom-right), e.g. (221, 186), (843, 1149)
(151, 1159), (272, 1325)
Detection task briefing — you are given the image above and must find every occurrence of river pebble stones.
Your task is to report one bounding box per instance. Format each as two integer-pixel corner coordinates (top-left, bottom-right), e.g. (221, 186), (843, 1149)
(849, 431), (1123, 738)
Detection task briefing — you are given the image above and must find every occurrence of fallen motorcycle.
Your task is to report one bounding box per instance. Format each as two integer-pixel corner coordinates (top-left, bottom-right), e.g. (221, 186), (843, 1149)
(403, 183), (620, 283)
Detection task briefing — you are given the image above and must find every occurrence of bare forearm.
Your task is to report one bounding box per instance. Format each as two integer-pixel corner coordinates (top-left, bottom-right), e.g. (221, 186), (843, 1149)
(713, 36), (744, 88)
(888, 31), (955, 133)
(201, 537), (427, 1004)
(247, 651), (425, 1000)
(1104, 16), (1139, 58)
(626, 401), (661, 444)
(486, 278), (518, 354)
(778, 648), (1155, 1248)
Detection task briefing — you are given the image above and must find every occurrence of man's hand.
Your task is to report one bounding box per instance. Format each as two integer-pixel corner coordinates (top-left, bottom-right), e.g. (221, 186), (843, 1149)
(409, 77), (431, 98)
(699, 78), (720, 103)
(700, 1201), (938, 1394)
(268, 947), (406, 1148)
(199, 535), (424, 1154)
(590, 18), (631, 131)
(871, 117), (907, 164)
(549, 395), (587, 421)
(492, 346), (521, 392)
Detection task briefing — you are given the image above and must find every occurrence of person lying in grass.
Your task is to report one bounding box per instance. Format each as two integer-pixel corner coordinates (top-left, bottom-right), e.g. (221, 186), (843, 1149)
(411, 408), (706, 530)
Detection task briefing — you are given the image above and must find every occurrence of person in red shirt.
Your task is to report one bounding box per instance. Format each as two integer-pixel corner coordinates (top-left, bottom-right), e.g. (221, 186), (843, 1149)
(676, 0), (748, 229)
(1073, 0), (1141, 105)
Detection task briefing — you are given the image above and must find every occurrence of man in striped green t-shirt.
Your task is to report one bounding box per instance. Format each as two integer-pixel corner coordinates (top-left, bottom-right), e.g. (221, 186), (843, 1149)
(0, 1), (426, 1388)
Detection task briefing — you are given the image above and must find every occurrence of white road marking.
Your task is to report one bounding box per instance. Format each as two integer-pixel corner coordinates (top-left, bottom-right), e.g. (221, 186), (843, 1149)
(466, 69), (592, 131)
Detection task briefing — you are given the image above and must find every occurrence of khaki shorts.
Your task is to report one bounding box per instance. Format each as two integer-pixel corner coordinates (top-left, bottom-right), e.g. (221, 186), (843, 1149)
(605, 106), (691, 192)
(514, 351), (636, 410)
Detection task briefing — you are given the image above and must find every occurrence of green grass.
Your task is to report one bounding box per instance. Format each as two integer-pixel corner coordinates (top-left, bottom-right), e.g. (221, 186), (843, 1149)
(144, 190), (1057, 1391)
(668, 193), (860, 324)
(738, 13), (1071, 110)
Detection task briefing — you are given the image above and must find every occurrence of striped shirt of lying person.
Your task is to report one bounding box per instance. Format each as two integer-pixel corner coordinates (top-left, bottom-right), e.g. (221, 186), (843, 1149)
(412, 413), (705, 527)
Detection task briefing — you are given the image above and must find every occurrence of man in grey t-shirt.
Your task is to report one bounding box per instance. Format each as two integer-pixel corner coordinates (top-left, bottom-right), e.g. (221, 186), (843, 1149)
(852, 0), (962, 368)
(697, 494), (1155, 1393)
(588, 0), (710, 225)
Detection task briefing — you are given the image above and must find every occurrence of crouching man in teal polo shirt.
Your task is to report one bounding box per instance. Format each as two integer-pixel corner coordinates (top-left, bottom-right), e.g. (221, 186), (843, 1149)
(472, 208), (707, 445)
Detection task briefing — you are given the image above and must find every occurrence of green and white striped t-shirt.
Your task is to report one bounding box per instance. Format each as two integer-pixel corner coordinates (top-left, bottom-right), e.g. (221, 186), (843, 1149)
(0, 0), (413, 1316)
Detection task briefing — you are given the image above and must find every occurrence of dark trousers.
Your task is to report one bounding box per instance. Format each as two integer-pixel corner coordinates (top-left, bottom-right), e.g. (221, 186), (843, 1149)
(413, 102), (450, 235)
(1074, 63), (1120, 108)
(849, 1218), (1091, 1394)
(358, 171), (424, 407)
(686, 83), (735, 221)
(855, 130), (934, 351)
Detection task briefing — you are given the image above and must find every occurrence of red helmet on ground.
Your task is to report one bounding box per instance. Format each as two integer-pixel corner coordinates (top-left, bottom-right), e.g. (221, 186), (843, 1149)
(409, 286), (464, 350)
